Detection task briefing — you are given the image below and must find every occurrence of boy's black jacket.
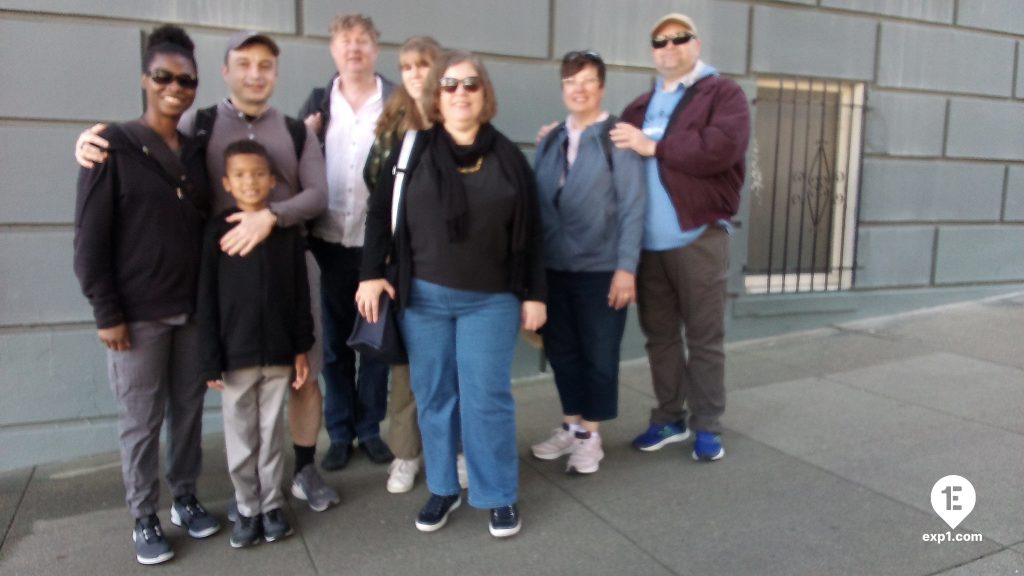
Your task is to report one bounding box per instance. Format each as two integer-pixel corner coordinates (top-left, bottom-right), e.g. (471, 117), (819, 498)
(197, 208), (314, 381)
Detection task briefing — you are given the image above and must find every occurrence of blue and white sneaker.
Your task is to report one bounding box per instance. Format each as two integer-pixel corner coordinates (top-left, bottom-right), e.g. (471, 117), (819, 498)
(415, 493), (461, 532)
(170, 494), (220, 538)
(632, 421), (690, 451)
(489, 504), (521, 538)
(691, 431), (725, 461)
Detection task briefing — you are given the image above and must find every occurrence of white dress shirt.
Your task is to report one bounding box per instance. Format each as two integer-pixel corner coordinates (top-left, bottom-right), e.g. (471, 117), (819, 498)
(313, 76), (383, 247)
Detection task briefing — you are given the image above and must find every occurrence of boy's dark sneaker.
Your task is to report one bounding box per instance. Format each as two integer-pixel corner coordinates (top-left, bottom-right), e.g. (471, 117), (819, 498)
(691, 431), (725, 461)
(170, 494), (221, 538)
(415, 493), (461, 532)
(359, 436), (395, 464)
(133, 514), (174, 565)
(489, 504), (521, 538)
(632, 420), (690, 451)
(230, 513), (262, 549)
(262, 509), (294, 542)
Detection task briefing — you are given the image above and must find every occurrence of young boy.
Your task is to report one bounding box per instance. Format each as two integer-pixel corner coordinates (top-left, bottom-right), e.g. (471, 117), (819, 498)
(197, 140), (314, 548)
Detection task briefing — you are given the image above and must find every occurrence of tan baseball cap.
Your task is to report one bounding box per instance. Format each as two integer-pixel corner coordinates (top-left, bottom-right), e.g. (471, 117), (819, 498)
(651, 13), (699, 38)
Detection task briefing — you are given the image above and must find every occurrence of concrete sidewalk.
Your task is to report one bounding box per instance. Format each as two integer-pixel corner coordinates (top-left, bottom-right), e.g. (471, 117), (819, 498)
(2, 293), (1023, 576)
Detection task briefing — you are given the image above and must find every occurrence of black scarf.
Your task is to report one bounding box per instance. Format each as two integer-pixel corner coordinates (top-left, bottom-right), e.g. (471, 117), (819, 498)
(428, 123), (498, 242)
(422, 123), (536, 293)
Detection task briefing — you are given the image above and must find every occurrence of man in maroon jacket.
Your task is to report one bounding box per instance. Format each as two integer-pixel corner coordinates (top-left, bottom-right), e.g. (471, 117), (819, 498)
(610, 13), (750, 461)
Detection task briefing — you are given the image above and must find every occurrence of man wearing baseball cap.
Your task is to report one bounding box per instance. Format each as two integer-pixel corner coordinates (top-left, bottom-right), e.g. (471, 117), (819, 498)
(610, 13), (750, 461)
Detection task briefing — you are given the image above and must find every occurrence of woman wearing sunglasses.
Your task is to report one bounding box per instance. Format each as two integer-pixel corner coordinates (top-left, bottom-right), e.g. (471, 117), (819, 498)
(73, 25), (216, 565)
(529, 51), (645, 475)
(356, 50), (545, 538)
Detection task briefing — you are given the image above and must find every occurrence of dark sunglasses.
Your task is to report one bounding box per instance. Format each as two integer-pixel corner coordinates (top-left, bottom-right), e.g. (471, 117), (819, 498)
(439, 76), (482, 93)
(563, 49), (604, 65)
(148, 68), (199, 89)
(651, 32), (696, 49)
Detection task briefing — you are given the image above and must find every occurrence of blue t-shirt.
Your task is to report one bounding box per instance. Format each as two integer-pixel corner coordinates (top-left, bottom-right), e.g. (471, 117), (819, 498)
(641, 79), (706, 251)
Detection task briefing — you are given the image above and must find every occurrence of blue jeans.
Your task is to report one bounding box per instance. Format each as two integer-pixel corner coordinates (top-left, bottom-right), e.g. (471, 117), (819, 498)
(400, 279), (520, 509)
(543, 270), (627, 422)
(309, 238), (390, 445)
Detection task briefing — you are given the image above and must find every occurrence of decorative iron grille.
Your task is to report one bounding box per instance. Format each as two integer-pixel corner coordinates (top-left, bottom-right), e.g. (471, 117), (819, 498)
(745, 78), (866, 294)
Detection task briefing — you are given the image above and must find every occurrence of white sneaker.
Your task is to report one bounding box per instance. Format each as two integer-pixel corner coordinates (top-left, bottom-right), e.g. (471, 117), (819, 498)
(456, 453), (469, 490)
(566, 432), (604, 474)
(531, 426), (576, 460)
(386, 457), (421, 494)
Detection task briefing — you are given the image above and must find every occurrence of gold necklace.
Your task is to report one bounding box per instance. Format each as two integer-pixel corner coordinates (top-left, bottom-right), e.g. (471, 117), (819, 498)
(456, 156), (484, 175)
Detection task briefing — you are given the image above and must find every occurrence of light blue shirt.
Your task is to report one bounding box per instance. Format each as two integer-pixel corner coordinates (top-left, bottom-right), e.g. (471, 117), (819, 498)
(641, 63), (729, 251)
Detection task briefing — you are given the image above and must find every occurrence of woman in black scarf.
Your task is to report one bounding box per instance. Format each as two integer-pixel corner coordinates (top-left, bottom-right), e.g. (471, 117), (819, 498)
(356, 51), (545, 538)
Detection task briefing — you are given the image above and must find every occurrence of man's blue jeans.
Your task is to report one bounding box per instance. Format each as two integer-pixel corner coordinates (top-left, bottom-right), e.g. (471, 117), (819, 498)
(309, 237), (389, 445)
(400, 279), (520, 509)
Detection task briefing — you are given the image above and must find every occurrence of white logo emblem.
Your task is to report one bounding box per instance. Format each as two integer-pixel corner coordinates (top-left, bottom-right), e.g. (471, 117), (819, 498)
(930, 475), (976, 530)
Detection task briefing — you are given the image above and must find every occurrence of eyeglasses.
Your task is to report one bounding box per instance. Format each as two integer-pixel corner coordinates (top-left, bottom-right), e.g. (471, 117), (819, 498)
(561, 77), (601, 89)
(147, 68), (199, 89)
(651, 32), (696, 49)
(439, 76), (482, 93)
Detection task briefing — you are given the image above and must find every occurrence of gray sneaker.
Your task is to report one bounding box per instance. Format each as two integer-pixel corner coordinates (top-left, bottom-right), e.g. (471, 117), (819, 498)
(133, 515), (174, 565)
(291, 465), (341, 512)
(170, 494), (221, 538)
(262, 509), (293, 542)
(230, 513), (262, 549)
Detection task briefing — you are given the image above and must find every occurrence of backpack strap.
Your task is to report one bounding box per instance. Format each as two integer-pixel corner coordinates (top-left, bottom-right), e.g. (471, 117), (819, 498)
(193, 105), (217, 149)
(391, 130), (418, 233)
(600, 114), (617, 172)
(537, 121), (566, 161)
(284, 115), (307, 160)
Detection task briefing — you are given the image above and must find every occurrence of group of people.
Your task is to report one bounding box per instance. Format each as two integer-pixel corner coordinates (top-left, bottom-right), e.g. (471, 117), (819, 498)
(71, 11), (750, 566)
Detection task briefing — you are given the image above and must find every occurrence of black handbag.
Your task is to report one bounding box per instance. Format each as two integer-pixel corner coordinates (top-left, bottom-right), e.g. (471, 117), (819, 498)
(345, 130), (418, 365)
(346, 284), (407, 364)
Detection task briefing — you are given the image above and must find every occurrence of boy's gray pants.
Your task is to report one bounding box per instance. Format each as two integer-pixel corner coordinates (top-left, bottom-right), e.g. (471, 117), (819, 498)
(107, 317), (205, 519)
(221, 365), (291, 517)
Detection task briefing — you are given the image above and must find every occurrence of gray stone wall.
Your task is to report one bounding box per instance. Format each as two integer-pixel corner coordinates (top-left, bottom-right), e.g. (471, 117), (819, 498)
(1, 0), (1022, 470)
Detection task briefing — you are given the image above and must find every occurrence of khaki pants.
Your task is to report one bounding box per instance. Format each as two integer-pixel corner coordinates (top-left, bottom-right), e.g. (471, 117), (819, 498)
(386, 364), (421, 459)
(636, 227), (729, 433)
(221, 365), (291, 517)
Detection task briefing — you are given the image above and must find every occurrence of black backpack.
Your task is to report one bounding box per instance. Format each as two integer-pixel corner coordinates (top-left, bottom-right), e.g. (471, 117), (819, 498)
(193, 105), (307, 160)
(537, 114), (617, 172)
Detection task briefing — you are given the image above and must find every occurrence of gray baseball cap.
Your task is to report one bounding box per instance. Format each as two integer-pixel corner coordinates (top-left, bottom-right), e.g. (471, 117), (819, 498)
(224, 30), (280, 61)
